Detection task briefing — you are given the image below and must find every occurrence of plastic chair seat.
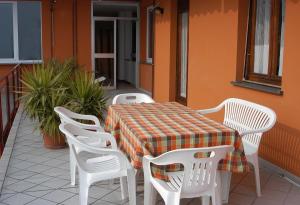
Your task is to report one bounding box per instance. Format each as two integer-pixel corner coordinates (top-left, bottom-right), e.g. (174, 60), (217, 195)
(152, 171), (184, 193)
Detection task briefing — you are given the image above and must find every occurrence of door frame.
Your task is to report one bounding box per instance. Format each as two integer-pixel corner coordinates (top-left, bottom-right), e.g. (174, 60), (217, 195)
(91, 1), (140, 89)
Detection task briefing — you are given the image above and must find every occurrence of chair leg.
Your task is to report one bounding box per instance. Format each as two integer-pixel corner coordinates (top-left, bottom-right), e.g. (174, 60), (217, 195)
(120, 176), (128, 200)
(144, 178), (157, 205)
(79, 172), (89, 205)
(70, 150), (76, 186)
(127, 170), (136, 205)
(165, 195), (180, 205)
(201, 196), (210, 205)
(211, 188), (222, 205)
(253, 155), (262, 197)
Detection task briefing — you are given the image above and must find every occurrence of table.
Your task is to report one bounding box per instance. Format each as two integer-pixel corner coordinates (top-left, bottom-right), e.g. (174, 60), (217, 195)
(105, 102), (249, 203)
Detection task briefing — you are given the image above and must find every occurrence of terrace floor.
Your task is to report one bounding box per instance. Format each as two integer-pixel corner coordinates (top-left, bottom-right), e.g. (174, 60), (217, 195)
(0, 88), (299, 205)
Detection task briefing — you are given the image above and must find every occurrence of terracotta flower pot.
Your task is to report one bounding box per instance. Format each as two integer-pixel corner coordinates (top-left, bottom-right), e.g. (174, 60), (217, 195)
(43, 132), (66, 149)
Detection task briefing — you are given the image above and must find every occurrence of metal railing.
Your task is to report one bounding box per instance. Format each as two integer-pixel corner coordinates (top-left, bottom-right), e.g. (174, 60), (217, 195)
(0, 64), (21, 156)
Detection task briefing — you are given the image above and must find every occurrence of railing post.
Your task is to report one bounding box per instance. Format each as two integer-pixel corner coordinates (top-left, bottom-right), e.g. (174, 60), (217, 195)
(0, 91), (3, 155)
(12, 71), (16, 113)
(6, 76), (11, 128)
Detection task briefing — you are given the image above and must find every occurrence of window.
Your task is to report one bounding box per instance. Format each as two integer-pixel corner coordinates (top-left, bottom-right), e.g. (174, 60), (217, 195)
(245, 0), (285, 86)
(146, 6), (154, 63)
(176, 0), (189, 105)
(0, 1), (42, 64)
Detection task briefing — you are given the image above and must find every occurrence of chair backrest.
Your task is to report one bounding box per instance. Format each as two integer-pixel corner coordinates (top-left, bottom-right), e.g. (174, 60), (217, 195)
(150, 145), (233, 197)
(54, 106), (102, 131)
(222, 98), (276, 149)
(112, 93), (154, 105)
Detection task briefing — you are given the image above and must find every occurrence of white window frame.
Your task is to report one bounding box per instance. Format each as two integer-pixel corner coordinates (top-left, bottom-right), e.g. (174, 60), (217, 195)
(0, 1), (42, 64)
(146, 6), (154, 64)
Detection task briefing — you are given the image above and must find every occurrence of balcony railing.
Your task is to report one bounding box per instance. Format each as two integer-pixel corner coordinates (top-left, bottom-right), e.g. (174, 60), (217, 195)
(0, 64), (21, 155)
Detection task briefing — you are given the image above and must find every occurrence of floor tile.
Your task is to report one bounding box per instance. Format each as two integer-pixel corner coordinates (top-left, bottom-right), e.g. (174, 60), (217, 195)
(25, 189), (53, 198)
(284, 193), (300, 205)
(0, 193), (15, 202)
(2, 193), (36, 205)
(259, 189), (288, 204)
(101, 190), (128, 205)
(232, 183), (257, 197)
(25, 164), (52, 173)
(5, 180), (36, 192)
(253, 197), (285, 205)
(42, 178), (69, 189)
(26, 198), (56, 205)
(264, 174), (292, 193)
(88, 186), (114, 200)
(228, 192), (255, 205)
(7, 170), (36, 180)
(23, 174), (53, 184)
(92, 200), (115, 205)
(62, 194), (97, 205)
(42, 190), (74, 203)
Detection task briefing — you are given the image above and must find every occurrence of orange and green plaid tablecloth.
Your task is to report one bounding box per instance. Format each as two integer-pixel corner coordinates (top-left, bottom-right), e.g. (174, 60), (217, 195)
(105, 102), (249, 180)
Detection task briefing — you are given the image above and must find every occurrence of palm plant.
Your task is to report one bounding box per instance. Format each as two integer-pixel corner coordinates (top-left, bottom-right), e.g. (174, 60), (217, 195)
(67, 71), (107, 121)
(21, 59), (76, 147)
(21, 59), (107, 148)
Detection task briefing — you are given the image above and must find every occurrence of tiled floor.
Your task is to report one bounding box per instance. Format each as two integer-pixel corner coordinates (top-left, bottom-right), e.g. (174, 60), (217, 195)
(0, 88), (299, 205)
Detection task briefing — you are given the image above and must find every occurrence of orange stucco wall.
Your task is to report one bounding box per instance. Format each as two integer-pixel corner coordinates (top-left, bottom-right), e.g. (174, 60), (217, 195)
(187, 0), (299, 128)
(148, 0), (300, 175)
(152, 0), (177, 101)
(150, 0), (300, 129)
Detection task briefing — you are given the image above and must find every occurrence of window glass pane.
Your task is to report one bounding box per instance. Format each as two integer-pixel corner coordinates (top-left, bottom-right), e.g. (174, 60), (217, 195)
(17, 2), (41, 60)
(254, 0), (271, 75)
(278, 0), (285, 77)
(180, 12), (188, 98)
(147, 8), (153, 61)
(94, 21), (114, 53)
(0, 3), (14, 59)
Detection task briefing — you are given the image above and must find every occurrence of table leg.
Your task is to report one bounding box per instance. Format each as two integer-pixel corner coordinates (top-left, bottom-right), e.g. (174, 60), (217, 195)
(220, 171), (232, 204)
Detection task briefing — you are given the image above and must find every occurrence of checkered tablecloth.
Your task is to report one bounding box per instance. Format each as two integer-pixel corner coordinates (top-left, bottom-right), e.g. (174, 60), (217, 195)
(105, 102), (249, 180)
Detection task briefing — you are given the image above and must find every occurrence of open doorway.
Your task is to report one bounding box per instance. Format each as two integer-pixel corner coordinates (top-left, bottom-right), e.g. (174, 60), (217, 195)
(92, 2), (139, 90)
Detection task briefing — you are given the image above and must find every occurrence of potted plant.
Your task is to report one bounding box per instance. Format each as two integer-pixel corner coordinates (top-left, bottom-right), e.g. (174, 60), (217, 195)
(21, 60), (108, 149)
(67, 71), (107, 121)
(21, 60), (74, 149)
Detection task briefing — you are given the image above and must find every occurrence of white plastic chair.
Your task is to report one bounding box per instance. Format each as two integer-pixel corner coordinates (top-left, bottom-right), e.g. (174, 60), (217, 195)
(112, 93), (154, 105)
(59, 123), (136, 205)
(54, 106), (106, 186)
(143, 145), (233, 205)
(54, 106), (104, 132)
(197, 98), (276, 196)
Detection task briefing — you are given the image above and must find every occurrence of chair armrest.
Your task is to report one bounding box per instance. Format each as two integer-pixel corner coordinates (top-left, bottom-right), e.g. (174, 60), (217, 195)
(197, 103), (225, 115)
(239, 128), (269, 137)
(96, 132), (118, 149)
